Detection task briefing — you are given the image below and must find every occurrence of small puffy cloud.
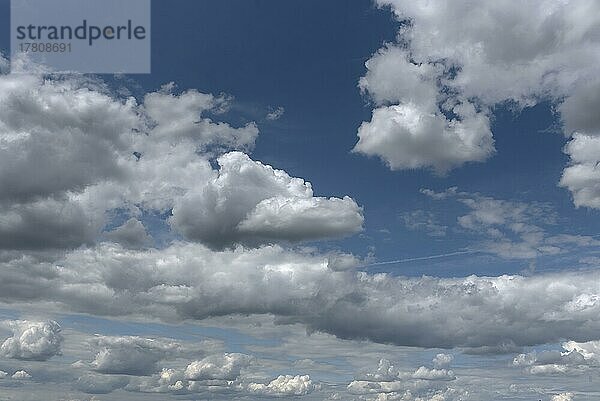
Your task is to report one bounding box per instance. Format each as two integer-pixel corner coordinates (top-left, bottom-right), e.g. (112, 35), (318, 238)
(552, 393), (574, 401)
(184, 353), (251, 381)
(170, 152), (363, 249)
(560, 133), (600, 209)
(11, 370), (31, 379)
(353, 102), (493, 174)
(348, 359), (458, 400)
(126, 353), (251, 395)
(432, 354), (453, 369)
(87, 336), (182, 376)
(0, 320), (62, 361)
(266, 106), (285, 121)
(247, 374), (317, 396)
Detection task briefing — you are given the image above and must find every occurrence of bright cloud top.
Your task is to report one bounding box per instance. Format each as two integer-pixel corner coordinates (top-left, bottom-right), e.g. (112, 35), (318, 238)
(354, 0), (600, 207)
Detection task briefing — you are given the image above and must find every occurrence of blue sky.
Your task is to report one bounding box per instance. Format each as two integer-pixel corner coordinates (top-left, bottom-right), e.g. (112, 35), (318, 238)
(0, 1), (600, 400)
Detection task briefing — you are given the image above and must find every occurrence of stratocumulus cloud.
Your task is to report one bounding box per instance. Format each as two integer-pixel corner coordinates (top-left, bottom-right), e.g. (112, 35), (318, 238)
(1, 242), (599, 350)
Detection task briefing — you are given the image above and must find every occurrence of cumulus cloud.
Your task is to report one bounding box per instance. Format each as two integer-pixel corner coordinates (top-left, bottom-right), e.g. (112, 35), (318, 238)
(348, 358), (459, 400)
(514, 339), (600, 376)
(85, 336), (182, 376)
(184, 353), (251, 381)
(125, 352), (252, 396)
(247, 374), (317, 396)
(170, 151), (363, 249)
(355, 0), (600, 200)
(354, 100), (493, 174)
(432, 354), (453, 370)
(0, 63), (363, 251)
(11, 370), (31, 379)
(0, 320), (62, 361)
(560, 133), (600, 208)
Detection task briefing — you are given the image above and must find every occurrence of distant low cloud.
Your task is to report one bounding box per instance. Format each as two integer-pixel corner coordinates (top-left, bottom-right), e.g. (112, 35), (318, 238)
(247, 374), (317, 396)
(85, 336), (183, 376)
(0, 320), (62, 361)
(348, 357), (461, 400)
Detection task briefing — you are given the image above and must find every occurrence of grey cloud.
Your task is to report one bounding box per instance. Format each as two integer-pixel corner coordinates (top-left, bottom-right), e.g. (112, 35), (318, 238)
(170, 152), (363, 249)
(85, 336), (183, 376)
(74, 374), (129, 394)
(1, 244), (600, 350)
(104, 218), (153, 249)
(0, 68), (363, 251)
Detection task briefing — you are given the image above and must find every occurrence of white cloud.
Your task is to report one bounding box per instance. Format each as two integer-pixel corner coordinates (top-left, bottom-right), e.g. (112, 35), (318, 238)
(348, 359), (459, 400)
(184, 353), (251, 381)
(143, 83), (258, 153)
(124, 353), (253, 396)
(11, 370), (31, 379)
(432, 354), (453, 370)
(560, 133), (600, 208)
(355, 0), (600, 196)
(247, 374), (317, 396)
(552, 393), (574, 401)
(513, 339), (600, 376)
(353, 102), (493, 174)
(0, 320), (62, 361)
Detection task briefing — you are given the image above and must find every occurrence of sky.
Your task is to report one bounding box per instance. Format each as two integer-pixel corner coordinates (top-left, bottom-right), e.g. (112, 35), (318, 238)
(0, 0), (599, 400)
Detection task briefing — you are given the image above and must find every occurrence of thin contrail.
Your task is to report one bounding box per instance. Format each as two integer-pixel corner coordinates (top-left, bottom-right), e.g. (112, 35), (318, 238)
(359, 250), (477, 268)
